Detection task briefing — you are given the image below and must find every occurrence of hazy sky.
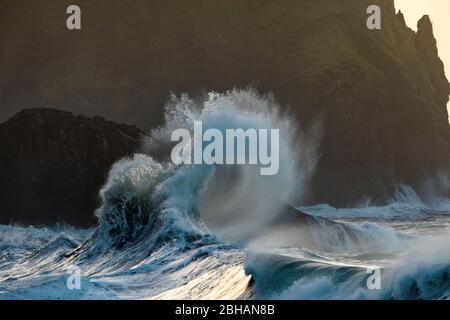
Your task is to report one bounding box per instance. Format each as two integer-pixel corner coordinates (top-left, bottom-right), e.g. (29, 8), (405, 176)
(395, 0), (450, 115)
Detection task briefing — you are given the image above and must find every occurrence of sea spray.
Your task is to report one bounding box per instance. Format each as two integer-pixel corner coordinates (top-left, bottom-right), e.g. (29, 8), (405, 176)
(141, 88), (321, 241)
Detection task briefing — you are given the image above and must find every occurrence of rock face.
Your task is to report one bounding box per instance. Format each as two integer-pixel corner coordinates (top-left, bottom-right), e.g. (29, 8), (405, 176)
(0, 0), (449, 206)
(304, 7), (450, 205)
(0, 109), (143, 226)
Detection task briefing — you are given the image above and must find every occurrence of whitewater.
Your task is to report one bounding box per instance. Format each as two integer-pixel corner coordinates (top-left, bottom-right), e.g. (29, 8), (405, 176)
(0, 89), (449, 300)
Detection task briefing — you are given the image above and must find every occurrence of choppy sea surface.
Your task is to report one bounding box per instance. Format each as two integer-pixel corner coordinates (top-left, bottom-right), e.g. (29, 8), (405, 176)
(1, 89), (449, 300)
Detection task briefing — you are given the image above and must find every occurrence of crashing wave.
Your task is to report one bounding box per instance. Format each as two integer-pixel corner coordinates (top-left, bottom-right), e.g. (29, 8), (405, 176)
(0, 89), (449, 300)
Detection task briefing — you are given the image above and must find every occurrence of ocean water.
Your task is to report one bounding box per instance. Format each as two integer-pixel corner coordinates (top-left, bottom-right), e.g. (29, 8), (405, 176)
(0, 89), (449, 300)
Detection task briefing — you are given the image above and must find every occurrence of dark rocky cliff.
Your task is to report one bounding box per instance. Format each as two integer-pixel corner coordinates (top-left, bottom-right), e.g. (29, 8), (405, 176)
(0, 109), (142, 226)
(0, 0), (449, 208)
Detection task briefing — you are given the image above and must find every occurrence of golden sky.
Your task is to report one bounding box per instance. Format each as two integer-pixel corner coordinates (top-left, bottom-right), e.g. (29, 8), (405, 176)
(395, 0), (450, 116)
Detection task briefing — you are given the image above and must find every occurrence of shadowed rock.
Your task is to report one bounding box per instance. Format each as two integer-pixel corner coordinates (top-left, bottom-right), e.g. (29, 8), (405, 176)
(0, 108), (143, 226)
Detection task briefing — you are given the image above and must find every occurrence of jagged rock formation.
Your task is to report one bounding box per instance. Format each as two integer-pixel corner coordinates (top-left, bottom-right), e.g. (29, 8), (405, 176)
(0, 0), (448, 208)
(0, 109), (143, 226)
(302, 4), (450, 204)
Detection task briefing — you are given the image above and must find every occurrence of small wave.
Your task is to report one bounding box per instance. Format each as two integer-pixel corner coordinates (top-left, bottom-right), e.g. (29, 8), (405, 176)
(299, 185), (450, 220)
(0, 224), (90, 251)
